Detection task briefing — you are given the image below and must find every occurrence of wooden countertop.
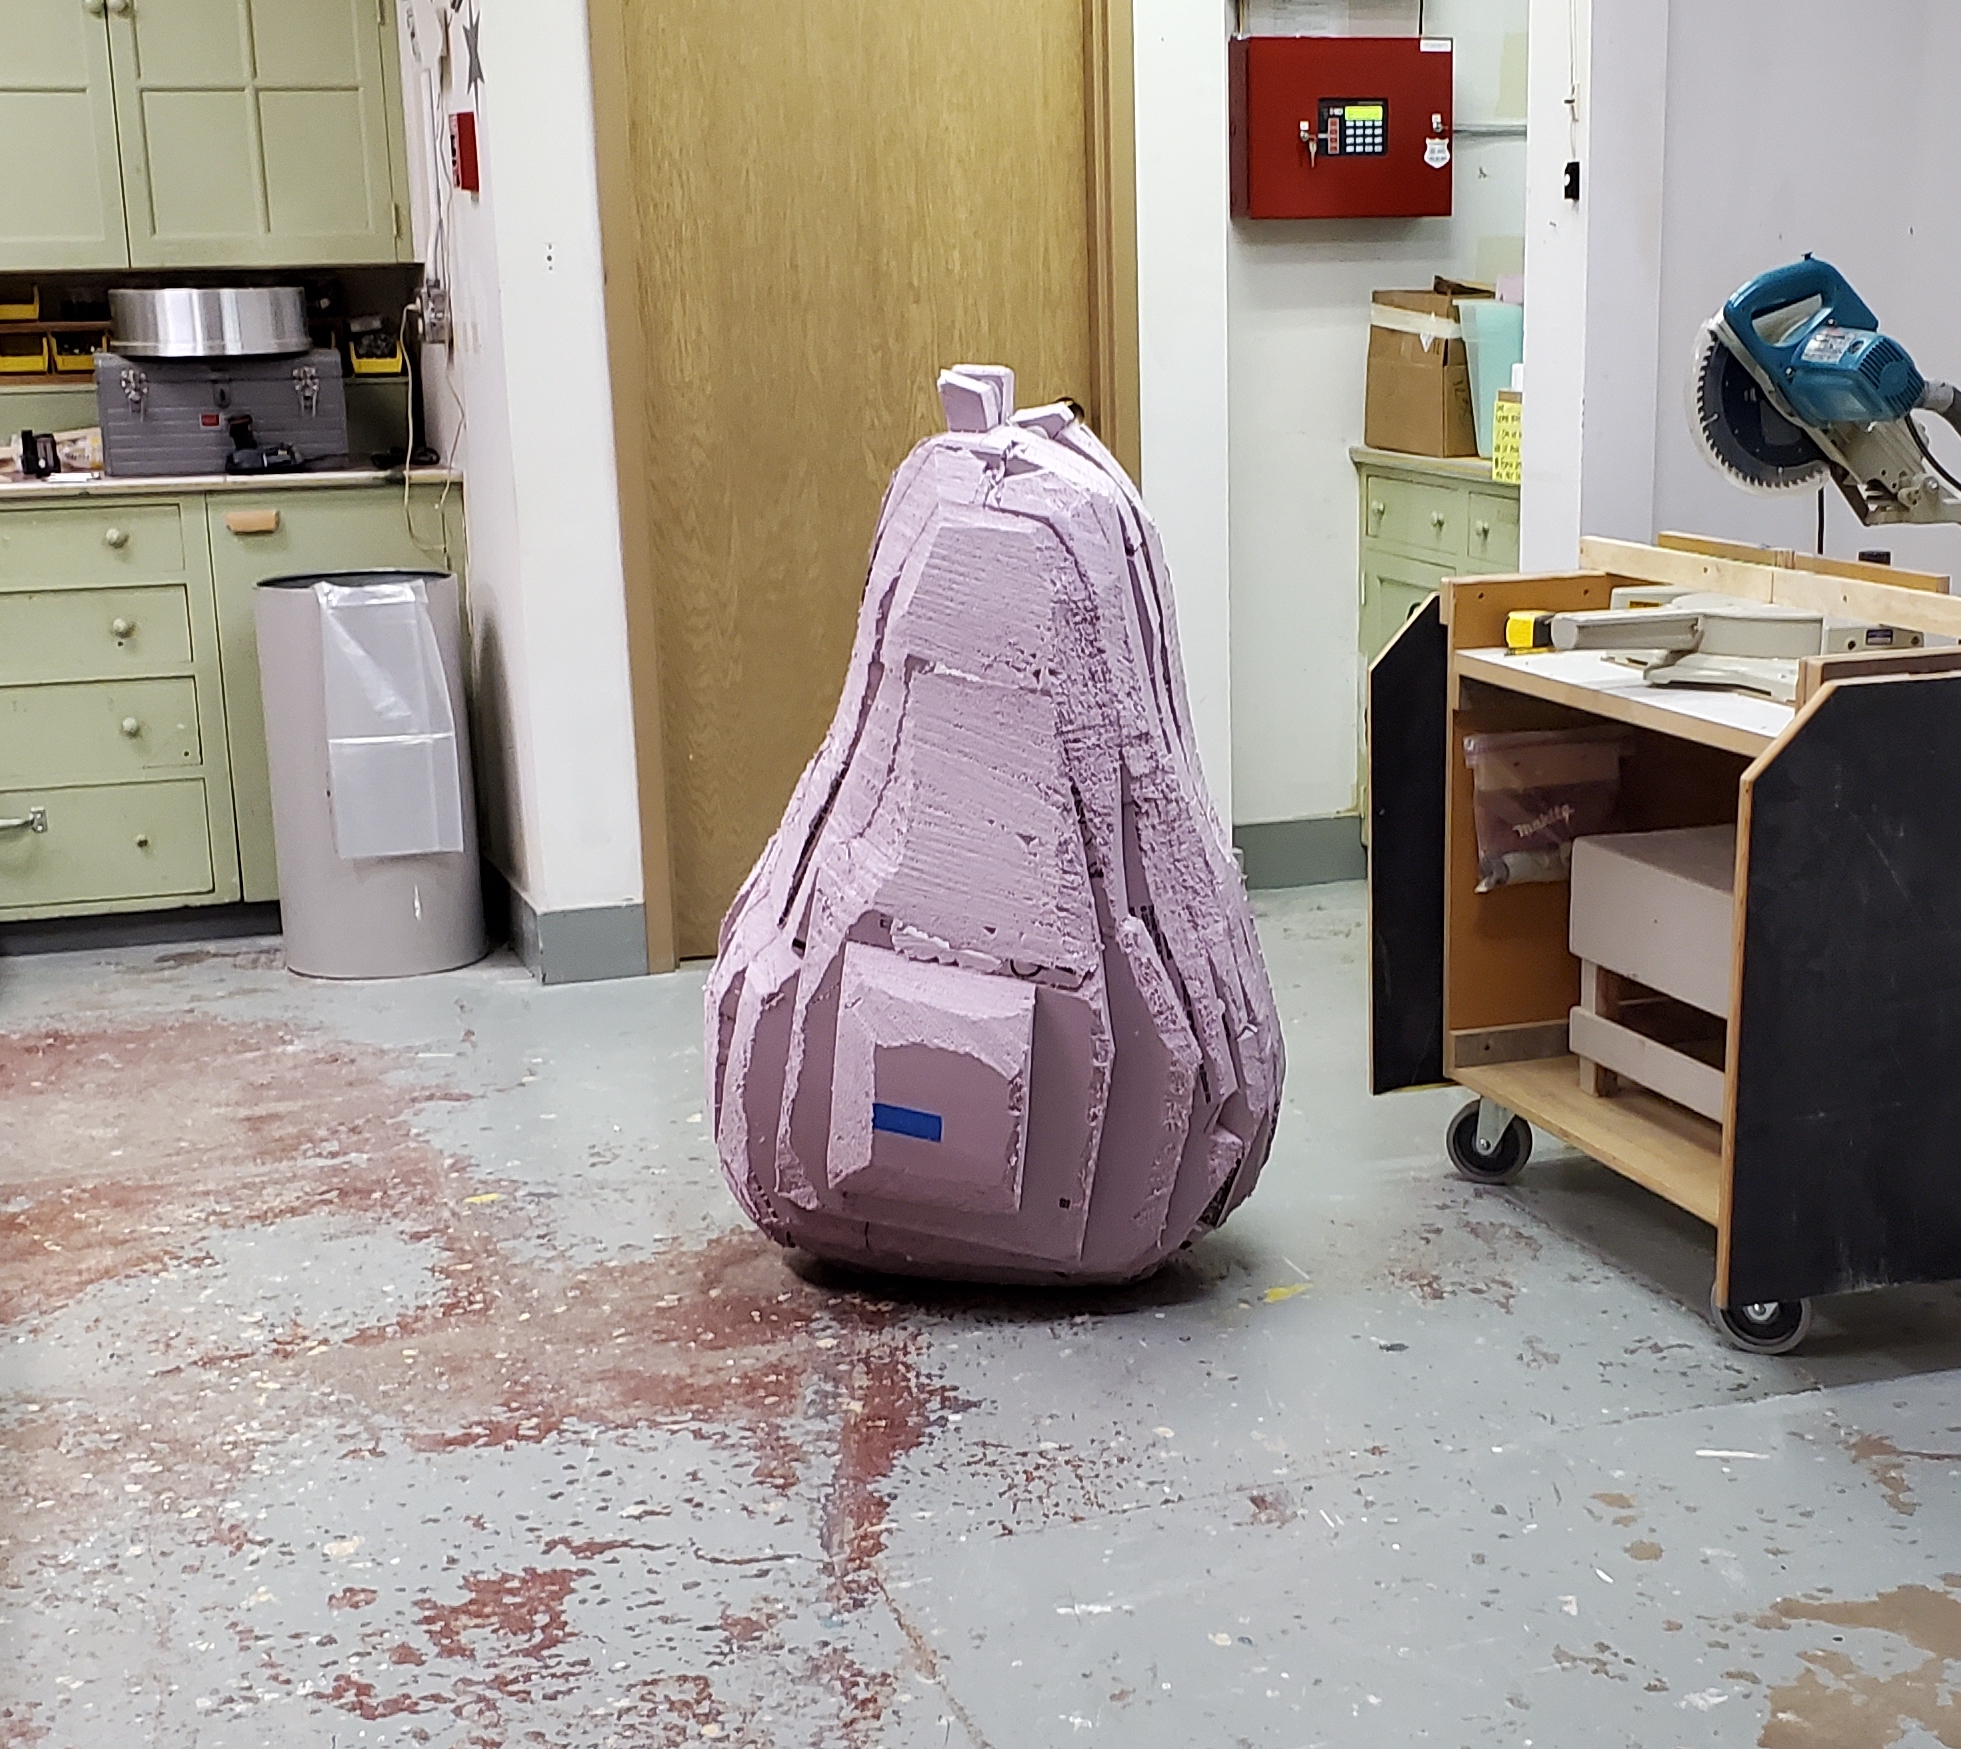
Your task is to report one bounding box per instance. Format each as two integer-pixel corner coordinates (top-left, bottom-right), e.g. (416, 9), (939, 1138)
(1351, 444), (1508, 487)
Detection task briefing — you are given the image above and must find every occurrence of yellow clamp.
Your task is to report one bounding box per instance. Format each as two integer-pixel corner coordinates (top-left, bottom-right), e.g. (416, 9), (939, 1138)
(1505, 610), (1557, 653)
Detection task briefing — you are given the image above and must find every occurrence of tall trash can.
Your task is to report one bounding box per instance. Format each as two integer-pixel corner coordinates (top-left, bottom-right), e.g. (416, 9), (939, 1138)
(255, 569), (487, 978)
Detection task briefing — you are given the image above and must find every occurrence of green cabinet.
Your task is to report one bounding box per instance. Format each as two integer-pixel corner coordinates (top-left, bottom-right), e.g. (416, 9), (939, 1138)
(1353, 446), (1521, 670)
(0, 0), (129, 269)
(1, 0), (411, 272)
(1353, 446), (1520, 810)
(0, 494), (238, 917)
(0, 476), (464, 921)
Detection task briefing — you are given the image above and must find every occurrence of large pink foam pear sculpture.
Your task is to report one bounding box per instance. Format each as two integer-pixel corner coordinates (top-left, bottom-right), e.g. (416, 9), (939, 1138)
(706, 367), (1284, 1283)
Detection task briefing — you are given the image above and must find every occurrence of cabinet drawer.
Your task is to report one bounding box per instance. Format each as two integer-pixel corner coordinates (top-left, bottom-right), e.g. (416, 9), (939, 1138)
(1467, 491), (1520, 568)
(0, 503), (185, 587)
(0, 779), (213, 910)
(0, 585), (194, 684)
(0, 679), (202, 787)
(1363, 474), (1466, 559)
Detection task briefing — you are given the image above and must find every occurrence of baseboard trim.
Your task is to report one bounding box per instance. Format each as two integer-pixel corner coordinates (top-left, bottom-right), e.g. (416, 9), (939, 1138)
(509, 889), (650, 985)
(1233, 815), (1366, 890)
(0, 901), (283, 957)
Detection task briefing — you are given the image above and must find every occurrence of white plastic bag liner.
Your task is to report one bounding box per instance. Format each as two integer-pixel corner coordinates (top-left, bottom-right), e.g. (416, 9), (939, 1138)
(317, 578), (467, 860)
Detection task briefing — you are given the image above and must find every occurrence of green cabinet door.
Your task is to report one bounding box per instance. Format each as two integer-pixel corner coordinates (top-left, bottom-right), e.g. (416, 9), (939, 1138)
(207, 483), (465, 899)
(0, 0), (130, 270)
(108, 0), (409, 268)
(1361, 552), (1448, 671)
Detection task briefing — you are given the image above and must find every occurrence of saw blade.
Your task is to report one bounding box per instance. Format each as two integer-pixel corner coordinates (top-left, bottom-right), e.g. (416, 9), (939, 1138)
(1693, 323), (1830, 492)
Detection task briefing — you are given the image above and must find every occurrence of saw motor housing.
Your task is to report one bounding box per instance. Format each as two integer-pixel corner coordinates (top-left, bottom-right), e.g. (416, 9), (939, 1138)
(1695, 257), (1961, 525)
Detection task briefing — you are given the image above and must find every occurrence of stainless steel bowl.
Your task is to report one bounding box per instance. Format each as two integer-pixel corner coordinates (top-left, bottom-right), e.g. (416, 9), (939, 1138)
(109, 286), (310, 358)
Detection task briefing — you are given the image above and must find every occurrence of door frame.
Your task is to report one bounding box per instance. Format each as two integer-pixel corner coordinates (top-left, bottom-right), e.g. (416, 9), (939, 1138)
(584, 0), (1141, 974)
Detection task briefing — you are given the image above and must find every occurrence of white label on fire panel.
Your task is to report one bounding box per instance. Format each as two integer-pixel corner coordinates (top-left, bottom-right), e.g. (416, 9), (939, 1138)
(1424, 137), (1452, 168)
(1420, 37), (1452, 52)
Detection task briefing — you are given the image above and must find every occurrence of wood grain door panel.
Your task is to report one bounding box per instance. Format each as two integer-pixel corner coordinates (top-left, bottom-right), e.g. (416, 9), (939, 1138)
(595, 0), (1133, 959)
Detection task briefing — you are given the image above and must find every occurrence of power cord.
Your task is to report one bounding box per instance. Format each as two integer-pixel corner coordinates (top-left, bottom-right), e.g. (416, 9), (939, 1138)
(1910, 415), (1961, 499)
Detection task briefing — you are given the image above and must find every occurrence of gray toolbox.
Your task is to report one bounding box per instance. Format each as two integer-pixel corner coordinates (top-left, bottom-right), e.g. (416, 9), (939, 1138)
(94, 348), (351, 476)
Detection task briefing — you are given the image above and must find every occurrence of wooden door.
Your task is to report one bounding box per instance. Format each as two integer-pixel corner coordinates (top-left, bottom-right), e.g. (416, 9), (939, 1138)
(107, 0), (408, 268)
(590, 0), (1139, 964)
(0, 0), (129, 270)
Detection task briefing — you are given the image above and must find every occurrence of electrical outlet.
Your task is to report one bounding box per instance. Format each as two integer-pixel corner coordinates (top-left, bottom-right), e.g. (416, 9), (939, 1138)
(418, 281), (452, 345)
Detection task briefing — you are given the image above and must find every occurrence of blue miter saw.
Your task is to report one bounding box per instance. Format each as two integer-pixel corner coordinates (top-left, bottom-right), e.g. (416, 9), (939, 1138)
(1695, 256), (1961, 523)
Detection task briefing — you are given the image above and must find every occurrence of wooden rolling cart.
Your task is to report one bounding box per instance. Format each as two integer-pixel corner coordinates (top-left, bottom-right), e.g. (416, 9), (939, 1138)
(1369, 536), (1961, 1353)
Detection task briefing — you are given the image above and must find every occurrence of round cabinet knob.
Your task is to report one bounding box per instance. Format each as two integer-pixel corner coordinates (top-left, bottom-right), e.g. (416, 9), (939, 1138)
(1369, 500), (1386, 519)
(133, 833), (150, 849)
(1474, 519), (1491, 538)
(110, 617), (135, 639)
(83, 0), (106, 13)
(103, 526), (128, 549)
(106, 0), (131, 14)
(120, 717), (141, 738)
(1430, 511), (1447, 528)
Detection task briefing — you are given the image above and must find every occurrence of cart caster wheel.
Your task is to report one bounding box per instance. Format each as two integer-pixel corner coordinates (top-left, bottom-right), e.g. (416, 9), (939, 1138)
(1446, 1098), (1532, 1185)
(1708, 1285), (1812, 1355)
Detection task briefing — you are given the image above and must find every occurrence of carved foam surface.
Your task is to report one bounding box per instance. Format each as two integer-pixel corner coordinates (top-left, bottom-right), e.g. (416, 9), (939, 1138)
(705, 368), (1285, 1283)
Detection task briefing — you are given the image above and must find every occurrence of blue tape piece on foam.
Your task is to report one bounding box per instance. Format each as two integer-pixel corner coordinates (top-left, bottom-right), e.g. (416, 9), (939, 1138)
(872, 1102), (943, 1143)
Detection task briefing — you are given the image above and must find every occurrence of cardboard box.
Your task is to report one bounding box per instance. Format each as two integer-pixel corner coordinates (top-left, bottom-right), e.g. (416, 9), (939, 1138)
(1364, 279), (1489, 458)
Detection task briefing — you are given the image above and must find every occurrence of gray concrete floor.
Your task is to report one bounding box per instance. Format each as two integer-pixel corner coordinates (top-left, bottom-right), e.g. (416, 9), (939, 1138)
(4, 884), (1961, 1749)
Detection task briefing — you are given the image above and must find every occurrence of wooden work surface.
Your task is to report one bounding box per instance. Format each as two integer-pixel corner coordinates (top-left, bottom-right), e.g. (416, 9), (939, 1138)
(1454, 648), (1792, 757)
(1453, 1055), (1724, 1226)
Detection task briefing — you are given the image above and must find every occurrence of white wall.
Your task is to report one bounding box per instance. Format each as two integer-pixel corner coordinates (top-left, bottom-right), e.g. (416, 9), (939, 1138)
(395, 0), (644, 920)
(1229, 0), (1531, 827)
(389, 1), (1541, 899)
(1646, 1), (1961, 577)
(1525, 0), (1961, 579)
(1133, 0), (1237, 818)
(1517, 0), (1669, 570)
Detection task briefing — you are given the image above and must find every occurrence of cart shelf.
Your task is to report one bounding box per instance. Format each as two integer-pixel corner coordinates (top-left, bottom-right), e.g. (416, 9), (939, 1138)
(1452, 1055), (1722, 1225)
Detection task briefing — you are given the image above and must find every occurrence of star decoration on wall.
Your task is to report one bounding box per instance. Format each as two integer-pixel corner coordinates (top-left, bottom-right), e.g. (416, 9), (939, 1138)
(460, 6), (483, 95)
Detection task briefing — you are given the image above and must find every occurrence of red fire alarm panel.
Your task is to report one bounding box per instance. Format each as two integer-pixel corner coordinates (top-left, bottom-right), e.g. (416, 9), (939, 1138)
(1230, 36), (1453, 220)
(449, 110), (481, 194)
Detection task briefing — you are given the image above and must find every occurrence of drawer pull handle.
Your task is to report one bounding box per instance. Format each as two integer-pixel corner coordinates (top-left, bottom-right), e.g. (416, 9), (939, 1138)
(0, 808), (47, 834)
(225, 508), (281, 535)
(121, 717), (142, 737)
(111, 617), (135, 639)
(134, 833), (150, 849)
(103, 526), (129, 549)
(1430, 511), (1447, 528)
(1474, 519), (1491, 537)
(1369, 500), (1385, 519)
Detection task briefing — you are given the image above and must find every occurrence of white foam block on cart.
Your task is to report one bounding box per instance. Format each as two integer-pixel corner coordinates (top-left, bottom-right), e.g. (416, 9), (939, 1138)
(1570, 826), (1738, 1020)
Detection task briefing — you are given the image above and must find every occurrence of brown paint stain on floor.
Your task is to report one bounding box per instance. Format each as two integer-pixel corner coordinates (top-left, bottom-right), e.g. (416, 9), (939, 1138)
(1757, 1577), (1961, 1748)
(1388, 1214), (1543, 1313)
(1843, 1430), (1961, 1518)
(0, 1016), (472, 1324)
(0, 1015), (955, 1747)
